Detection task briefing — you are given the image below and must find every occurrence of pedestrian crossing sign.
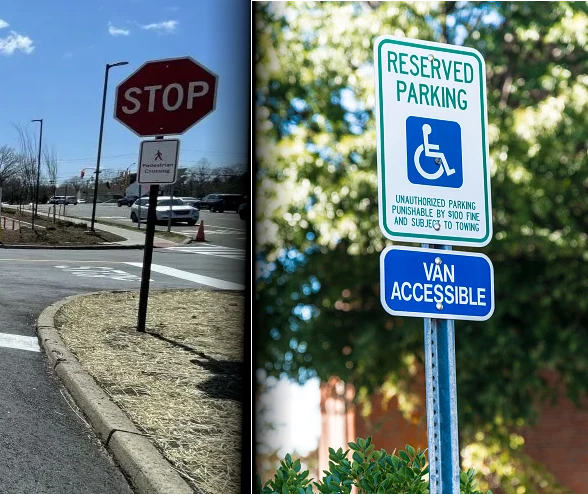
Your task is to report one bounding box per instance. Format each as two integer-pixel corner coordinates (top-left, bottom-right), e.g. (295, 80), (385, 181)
(137, 139), (180, 185)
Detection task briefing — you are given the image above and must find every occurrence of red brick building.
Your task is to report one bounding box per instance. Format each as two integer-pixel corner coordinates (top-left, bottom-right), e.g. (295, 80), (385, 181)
(318, 373), (588, 493)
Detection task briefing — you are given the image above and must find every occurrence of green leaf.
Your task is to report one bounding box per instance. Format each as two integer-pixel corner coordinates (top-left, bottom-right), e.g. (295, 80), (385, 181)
(406, 444), (416, 458)
(399, 450), (411, 463)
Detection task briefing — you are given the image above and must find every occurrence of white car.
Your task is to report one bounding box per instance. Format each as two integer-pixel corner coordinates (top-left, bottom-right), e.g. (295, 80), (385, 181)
(130, 196), (200, 225)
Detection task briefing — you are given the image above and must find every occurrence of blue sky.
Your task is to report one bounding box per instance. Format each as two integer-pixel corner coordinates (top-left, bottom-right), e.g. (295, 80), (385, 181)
(0, 0), (249, 184)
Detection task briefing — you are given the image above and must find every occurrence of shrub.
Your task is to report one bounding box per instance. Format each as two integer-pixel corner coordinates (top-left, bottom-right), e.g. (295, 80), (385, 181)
(256, 436), (491, 494)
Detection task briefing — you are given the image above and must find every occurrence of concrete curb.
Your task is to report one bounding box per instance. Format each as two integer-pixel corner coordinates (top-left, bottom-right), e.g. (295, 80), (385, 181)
(36, 292), (194, 494)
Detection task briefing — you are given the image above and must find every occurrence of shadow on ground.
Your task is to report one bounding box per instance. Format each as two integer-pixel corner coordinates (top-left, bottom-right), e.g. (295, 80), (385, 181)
(146, 330), (243, 402)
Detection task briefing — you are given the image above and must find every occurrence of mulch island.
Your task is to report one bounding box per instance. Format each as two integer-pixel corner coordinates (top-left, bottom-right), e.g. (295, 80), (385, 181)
(54, 290), (244, 494)
(0, 209), (123, 245)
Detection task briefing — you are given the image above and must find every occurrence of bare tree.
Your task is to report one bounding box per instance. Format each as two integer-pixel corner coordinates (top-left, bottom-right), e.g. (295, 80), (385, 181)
(13, 123), (39, 206)
(43, 145), (58, 221)
(0, 145), (19, 218)
(63, 176), (83, 193)
(188, 157), (213, 197)
(194, 157), (213, 181)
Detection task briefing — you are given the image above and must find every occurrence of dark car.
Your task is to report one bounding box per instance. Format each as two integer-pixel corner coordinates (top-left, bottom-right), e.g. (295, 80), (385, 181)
(48, 196), (77, 205)
(118, 195), (139, 207)
(238, 202), (247, 220)
(201, 193), (245, 213)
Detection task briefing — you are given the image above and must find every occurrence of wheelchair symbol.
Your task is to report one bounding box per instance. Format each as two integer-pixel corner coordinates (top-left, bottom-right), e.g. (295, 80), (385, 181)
(413, 124), (456, 180)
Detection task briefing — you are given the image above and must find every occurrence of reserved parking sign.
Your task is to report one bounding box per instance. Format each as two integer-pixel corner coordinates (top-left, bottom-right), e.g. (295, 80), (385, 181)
(374, 35), (492, 247)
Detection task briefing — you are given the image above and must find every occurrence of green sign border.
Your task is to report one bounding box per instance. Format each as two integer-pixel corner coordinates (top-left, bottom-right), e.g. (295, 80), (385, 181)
(376, 37), (491, 245)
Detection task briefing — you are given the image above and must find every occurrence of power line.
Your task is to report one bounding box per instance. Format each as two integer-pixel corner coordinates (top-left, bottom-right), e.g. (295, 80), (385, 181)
(56, 149), (249, 164)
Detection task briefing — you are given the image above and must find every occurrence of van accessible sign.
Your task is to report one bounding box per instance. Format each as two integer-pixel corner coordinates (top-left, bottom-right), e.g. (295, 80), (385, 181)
(137, 139), (179, 185)
(380, 246), (494, 321)
(374, 35), (492, 247)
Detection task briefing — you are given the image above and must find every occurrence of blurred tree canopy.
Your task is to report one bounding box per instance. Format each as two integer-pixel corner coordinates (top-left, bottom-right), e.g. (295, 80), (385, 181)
(255, 0), (588, 443)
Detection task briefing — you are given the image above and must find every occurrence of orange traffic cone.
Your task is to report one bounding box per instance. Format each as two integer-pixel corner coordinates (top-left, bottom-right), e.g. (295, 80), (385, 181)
(195, 220), (205, 242)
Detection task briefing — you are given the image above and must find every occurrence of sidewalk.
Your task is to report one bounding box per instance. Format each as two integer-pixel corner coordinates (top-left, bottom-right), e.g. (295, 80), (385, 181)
(91, 221), (182, 248)
(14, 207), (184, 248)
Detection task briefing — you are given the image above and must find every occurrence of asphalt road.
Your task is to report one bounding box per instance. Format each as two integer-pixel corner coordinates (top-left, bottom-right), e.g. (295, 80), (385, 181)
(35, 203), (248, 250)
(0, 247), (245, 492)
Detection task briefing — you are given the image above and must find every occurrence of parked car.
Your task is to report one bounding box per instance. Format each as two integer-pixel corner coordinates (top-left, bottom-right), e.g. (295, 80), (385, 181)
(48, 196), (77, 205)
(238, 202), (247, 220)
(200, 193), (245, 213)
(130, 196), (200, 225)
(77, 198), (86, 204)
(118, 195), (139, 207)
(179, 197), (201, 209)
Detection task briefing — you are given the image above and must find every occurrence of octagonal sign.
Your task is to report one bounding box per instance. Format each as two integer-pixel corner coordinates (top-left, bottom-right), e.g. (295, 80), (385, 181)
(114, 56), (218, 137)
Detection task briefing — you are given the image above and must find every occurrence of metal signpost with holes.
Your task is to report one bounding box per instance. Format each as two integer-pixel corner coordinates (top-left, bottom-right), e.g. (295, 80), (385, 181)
(114, 57), (217, 333)
(374, 35), (493, 494)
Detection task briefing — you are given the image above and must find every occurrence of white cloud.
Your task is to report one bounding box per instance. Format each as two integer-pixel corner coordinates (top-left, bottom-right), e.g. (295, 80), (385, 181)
(108, 23), (130, 36)
(0, 32), (34, 55)
(0, 19), (9, 29)
(140, 20), (178, 34)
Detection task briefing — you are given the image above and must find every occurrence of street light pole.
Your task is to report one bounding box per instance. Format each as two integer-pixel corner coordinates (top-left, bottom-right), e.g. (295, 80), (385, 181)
(90, 60), (129, 232)
(31, 118), (43, 230)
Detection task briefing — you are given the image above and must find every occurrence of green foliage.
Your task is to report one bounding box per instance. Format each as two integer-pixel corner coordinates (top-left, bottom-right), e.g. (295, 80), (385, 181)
(257, 453), (314, 494)
(256, 0), (588, 428)
(256, 2), (588, 491)
(256, 437), (491, 494)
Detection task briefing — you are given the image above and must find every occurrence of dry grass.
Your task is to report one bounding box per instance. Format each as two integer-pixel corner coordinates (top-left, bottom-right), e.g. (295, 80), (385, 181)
(54, 290), (244, 494)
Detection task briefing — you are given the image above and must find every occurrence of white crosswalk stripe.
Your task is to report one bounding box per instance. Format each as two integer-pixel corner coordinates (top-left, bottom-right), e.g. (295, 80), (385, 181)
(164, 245), (246, 260)
(206, 228), (242, 235)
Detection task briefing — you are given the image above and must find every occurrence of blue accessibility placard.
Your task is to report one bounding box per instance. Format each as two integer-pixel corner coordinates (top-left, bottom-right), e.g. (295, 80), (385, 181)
(406, 116), (463, 188)
(380, 246), (494, 321)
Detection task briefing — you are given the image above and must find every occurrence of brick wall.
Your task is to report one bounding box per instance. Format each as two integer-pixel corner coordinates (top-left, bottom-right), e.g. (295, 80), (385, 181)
(518, 371), (588, 493)
(319, 371), (588, 493)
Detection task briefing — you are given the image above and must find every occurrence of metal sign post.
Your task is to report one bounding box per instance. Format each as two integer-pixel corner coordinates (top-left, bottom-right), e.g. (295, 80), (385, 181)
(137, 135), (170, 332)
(137, 178), (160, 332)
(374, 35), (493, 494)
(167, 184), (173, 233)
(423, 245), (459, 494)
(137, 184), (142, 230)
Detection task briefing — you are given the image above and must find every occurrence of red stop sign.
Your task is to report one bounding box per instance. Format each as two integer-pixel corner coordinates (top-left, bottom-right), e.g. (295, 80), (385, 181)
(114, 57), (217, 137)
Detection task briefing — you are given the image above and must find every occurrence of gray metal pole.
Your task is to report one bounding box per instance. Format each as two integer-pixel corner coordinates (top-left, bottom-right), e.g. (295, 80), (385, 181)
(137, 184), (142, 230)
(423, 243), (459, 494)
(31, 118), (43, 230)
(91, 61), (128, 232)
(63, 185), (68, 218)
(167, 184), (173, 233)
(90, 64), (109, 232)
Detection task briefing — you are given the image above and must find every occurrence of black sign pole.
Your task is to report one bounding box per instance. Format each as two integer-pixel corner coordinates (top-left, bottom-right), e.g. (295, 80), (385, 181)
(137, 135), (163, 332)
